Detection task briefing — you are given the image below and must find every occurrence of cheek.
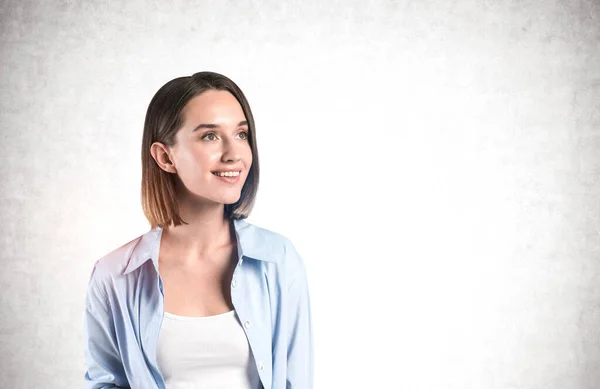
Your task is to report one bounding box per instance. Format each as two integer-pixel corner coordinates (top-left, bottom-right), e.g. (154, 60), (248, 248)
(176, 147), (218, 175)
(187, 147), (219, 164)
(203, 150), (222, 165)
(243, 145), (253, 164)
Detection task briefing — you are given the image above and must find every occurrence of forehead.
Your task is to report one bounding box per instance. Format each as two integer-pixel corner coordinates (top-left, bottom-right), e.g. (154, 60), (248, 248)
(182, 90), (245, 123)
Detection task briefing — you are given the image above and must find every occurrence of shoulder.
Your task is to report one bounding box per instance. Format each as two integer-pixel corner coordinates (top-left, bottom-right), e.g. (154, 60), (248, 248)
(238, 219), (307, 282)
(87, 232), (147, 287)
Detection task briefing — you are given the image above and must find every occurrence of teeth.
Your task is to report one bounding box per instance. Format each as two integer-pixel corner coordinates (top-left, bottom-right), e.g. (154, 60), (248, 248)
(213, 171), (240, 177)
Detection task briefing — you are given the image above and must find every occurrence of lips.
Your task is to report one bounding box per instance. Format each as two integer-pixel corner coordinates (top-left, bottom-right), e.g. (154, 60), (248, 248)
(211, 167), (244, 174)
(211, 171), (241, 177)
(212, 172), (241, 184)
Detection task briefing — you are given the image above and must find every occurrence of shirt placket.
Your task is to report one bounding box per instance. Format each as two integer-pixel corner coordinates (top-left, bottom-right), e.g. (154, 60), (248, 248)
(231, 258), (270, 389)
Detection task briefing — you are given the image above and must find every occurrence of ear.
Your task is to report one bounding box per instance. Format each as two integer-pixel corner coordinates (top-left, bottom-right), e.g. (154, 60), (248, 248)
(150, 142), (177, 173)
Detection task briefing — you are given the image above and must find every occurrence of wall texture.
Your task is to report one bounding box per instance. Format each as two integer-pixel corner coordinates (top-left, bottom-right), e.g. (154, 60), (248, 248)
(1, 0), (599, 388)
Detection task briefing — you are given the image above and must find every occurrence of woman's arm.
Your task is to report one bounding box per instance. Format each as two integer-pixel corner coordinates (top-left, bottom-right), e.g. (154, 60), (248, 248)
(83, 265), (130, 389)
(285, 246), (314, 389)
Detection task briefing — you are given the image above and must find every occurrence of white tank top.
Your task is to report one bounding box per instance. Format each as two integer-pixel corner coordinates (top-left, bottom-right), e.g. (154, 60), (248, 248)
(156, 309), (261, 389)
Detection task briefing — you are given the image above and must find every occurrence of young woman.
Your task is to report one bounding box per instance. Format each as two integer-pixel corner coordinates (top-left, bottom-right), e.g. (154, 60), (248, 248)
(83, 71), (313, 389)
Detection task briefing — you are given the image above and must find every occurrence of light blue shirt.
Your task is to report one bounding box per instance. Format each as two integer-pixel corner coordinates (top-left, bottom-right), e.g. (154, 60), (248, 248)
(83, 218), (313, 389)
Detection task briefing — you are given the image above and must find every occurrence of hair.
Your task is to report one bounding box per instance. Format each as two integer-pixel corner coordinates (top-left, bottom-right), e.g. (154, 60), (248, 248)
(141, 71), (260, 229)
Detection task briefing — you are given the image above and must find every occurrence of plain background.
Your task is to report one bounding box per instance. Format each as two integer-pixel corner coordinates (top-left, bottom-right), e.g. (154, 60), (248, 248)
(1, 0), (599, 388)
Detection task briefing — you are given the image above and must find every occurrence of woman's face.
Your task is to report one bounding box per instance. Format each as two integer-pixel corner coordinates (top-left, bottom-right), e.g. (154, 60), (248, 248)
(166, 89), (253, 206)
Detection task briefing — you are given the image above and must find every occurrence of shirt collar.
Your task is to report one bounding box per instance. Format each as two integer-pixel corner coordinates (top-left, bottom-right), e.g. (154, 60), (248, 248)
(122, 218), (277, 275)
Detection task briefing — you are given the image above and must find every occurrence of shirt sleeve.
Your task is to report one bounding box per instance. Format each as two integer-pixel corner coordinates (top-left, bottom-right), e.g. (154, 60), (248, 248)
(285, 246), (314, 389)
(83, 263), (130, 389)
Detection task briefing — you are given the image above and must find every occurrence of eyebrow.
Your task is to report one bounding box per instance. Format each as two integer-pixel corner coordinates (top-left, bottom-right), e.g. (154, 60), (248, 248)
(191, 120), (248, 132)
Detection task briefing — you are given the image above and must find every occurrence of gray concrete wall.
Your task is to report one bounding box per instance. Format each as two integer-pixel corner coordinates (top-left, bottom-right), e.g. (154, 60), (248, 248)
(1, 0), (598, 387)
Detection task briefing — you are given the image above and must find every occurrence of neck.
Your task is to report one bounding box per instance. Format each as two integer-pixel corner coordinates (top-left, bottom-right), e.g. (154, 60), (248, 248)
(162, 195), (234, 258)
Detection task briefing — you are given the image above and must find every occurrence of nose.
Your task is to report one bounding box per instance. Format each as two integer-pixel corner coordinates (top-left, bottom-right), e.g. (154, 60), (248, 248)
(221, 137), (242, 162)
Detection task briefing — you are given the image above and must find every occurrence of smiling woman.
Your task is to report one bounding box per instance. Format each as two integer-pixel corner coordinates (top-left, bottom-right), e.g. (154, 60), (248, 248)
(147, 88), (254, 218)
(83, 72), (313, 389)
(141, 73), (260, 226)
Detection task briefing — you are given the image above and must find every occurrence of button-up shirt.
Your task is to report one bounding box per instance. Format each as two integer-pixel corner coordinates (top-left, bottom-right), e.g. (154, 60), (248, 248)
(83, 218), (313, 389)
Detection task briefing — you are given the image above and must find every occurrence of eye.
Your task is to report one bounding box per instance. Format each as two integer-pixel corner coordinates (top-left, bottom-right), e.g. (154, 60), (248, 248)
(202, 133), (217, 141)
(237, 131), (249, 140)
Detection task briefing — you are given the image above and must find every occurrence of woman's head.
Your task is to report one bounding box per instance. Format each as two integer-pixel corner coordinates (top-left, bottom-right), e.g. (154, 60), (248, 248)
(141, 71), (259, 229)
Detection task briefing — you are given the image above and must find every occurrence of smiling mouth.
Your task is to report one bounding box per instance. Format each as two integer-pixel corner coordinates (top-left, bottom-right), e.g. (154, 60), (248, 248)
(211, 171), (241, 177)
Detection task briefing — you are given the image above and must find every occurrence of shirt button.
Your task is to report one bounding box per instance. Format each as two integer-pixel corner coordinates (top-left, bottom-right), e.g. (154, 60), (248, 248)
(244, 320), (251, 328)
(232, 279), (237, 288)
(258, 362), (264, 371)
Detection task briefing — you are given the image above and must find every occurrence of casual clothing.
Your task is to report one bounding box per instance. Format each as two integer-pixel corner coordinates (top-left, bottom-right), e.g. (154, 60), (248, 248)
(157, 309), (261, 389)
(83, 218), (313, 389)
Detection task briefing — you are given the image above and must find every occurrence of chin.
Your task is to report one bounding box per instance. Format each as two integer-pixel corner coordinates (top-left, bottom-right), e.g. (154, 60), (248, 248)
(220, 194), (242, 205)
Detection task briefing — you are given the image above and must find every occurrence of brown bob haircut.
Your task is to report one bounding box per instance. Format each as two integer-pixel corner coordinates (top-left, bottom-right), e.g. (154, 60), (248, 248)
(141, 71), (260, 229)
